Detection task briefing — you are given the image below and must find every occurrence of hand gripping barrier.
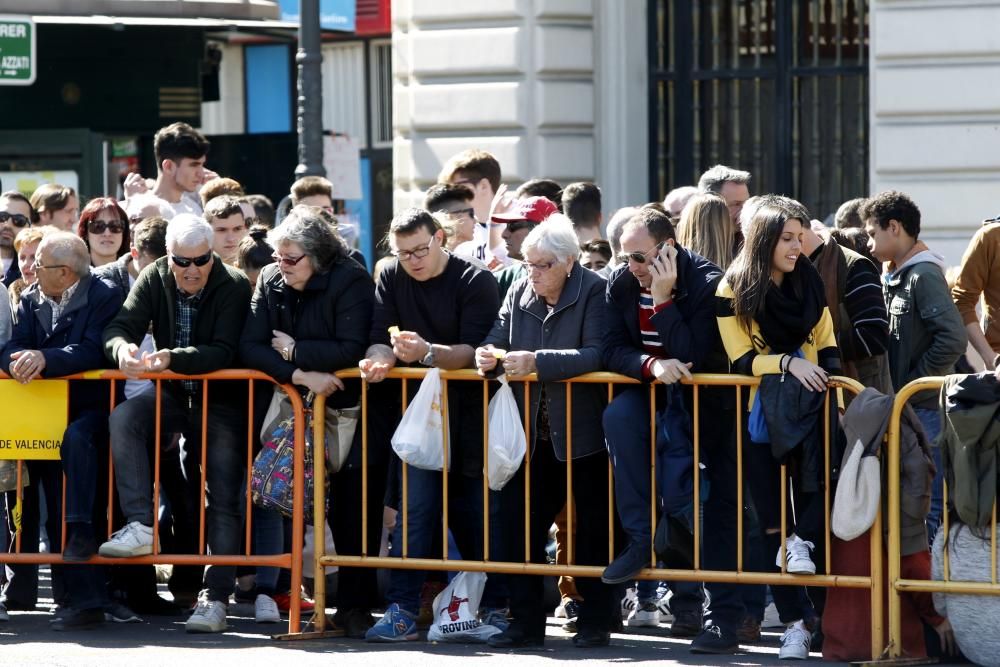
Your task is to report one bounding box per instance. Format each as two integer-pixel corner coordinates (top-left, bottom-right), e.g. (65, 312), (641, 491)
(0, 370), (307, 634)
(301, 369), (882, 658)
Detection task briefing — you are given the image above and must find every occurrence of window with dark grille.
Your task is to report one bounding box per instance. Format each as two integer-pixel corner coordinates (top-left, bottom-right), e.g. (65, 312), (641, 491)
(370, 39), (392, 148)
(649, 0), (869, 221)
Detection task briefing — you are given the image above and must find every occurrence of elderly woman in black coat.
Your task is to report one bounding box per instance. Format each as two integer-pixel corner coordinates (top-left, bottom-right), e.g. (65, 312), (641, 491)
(475, 217), (618, 650)
(240, 205), (376, 635)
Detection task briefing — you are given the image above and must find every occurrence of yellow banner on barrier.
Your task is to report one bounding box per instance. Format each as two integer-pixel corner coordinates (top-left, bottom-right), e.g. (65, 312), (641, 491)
(0, 379), (68, 460)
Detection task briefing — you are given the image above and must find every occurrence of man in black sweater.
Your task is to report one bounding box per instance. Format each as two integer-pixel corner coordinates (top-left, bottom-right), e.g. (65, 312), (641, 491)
(361, 208), (500, 642)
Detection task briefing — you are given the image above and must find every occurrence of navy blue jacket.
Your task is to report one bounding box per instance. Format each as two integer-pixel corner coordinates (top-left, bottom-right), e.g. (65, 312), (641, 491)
(1, 273), (122, 415)
(2, 258), (19, 288)
(602, 245), (727, 380)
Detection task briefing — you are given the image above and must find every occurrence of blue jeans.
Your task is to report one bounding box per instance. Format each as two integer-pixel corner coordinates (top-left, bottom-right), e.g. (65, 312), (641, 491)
(913, 407), (943, 544)
(386, 464), (490, 615)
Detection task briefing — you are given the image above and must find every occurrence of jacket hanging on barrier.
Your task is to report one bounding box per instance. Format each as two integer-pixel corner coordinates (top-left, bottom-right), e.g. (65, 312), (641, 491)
(756, 374), (844, 493)
(939, 372), (1000, 528)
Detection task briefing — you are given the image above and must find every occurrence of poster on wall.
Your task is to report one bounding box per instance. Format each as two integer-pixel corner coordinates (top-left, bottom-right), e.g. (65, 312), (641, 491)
(323, 134), (362, 201)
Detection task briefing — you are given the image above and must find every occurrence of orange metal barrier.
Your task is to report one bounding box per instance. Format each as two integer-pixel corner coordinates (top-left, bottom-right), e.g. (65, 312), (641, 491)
(885, 377), (1000, 659)
(304, 369), (881, 657)
(0, 370), (307, 634)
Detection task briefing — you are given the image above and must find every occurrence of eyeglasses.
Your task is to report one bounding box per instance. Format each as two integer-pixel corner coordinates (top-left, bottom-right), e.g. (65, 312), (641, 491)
(272, 253), (307, 267)
(392, 238), (436, 262)
(34, 262), (67, 271)
(88, 220), (124, 235)
(505, 221), (535, 234)
(616, 241), (665, 265)
(521, 259), (557, 273)
(171, 251), (213, 268)
(0, 211), (31, 228)
(441, 207), (475, 220)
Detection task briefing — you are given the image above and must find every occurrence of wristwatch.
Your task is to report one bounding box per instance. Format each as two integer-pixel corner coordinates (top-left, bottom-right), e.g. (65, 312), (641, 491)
(420, 342), (436, 367)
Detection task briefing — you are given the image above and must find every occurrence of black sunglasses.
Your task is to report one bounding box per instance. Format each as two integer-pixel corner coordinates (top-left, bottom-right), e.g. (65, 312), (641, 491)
(616, 241), (665, 265)
(88, 220), (124, 235)
(505, 221), (535, 234)
(0, 211), (31, 228)
(171, 251), (213, 268)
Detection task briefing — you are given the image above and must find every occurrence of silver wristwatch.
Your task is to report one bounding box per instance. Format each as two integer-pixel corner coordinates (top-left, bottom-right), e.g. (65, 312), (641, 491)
(420, 342), (435, 366)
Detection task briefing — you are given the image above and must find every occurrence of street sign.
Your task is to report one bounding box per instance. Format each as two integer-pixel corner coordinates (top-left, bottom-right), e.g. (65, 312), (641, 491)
(0, 15), (34, 86)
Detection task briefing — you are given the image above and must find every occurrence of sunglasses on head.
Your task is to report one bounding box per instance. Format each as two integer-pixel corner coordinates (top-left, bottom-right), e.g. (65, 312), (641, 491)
(0, 211), (31, 228)
(171, 251), (213, 268)
(88, 220), (124, 235)
(616, 241), (665, 265)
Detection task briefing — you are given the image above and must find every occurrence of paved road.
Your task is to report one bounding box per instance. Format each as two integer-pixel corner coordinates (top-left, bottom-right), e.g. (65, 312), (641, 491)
(0, 604), (801, 667)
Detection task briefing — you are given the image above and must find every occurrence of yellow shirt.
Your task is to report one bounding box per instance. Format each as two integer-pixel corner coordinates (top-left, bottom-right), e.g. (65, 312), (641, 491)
(715, 276), (839, 407)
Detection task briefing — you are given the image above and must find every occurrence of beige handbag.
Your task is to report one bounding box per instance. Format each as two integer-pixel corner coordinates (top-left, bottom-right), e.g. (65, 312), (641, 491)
(260, 388), (357, 474)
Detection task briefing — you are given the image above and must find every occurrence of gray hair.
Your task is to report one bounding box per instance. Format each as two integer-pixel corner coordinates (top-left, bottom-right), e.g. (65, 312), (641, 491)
(38, 231), (90, 278)
(697, 164), (752, 194)
(663, 185), (699, 217)
(267, 205), (346, 272)
(520, 214), (580, 263)
(166, 214), (214, 252)
(126, 193), (174, 221)
(606, 206), (640, 261)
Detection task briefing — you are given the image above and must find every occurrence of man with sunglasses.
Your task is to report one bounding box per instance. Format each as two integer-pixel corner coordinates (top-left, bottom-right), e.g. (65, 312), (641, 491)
(602, 207), (747, 653)
(361, 208), (502, 642)
(100, 214), (252, 633)
(1, 191), (37, 287)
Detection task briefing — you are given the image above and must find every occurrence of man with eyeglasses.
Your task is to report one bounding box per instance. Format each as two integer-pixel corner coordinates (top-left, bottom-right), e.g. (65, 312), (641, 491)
(602, 207), (748, 653)
(100, 214), (252, 634)
(1, 232), (123, 628)
(360, 208), (502, 642)
(1, 190), (38, 287)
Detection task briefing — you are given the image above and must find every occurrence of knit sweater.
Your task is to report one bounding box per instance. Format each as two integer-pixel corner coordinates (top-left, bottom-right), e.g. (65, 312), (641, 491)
(953, 222), (1000, 354)
(932, 524), (1000, 667)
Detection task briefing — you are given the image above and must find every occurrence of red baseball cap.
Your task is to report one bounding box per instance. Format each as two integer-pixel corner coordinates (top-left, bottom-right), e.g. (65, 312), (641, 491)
(491, 196), (558, 224)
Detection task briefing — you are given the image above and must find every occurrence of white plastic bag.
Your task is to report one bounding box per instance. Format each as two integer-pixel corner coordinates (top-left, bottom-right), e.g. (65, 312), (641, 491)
(487, 376), (527, 491)
(427, 571), (501, 642)
(391, 368), (450, 471)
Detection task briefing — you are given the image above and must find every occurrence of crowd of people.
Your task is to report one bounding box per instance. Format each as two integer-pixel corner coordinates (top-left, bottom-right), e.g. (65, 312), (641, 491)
(0, 121), (998, 663)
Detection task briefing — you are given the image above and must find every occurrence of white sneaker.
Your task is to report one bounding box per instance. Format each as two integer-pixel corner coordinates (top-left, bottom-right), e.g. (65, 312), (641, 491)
(620, 586), (637, 619)
(254, 594), (280, 624)
(186, 594), (228, 633)
(626, 601), (661, 627)
(777, 534), (816, 575)
(778, 620), (812, 659)
(0, 602), (8, 622)
(98, 521), (154, 558)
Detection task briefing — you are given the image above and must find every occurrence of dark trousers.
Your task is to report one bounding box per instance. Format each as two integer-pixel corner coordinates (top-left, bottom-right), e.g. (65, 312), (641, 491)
(109, 391), (246, 603)
(61, 411), (111, 612)
(2, 459), (65, 609)
(327, 461), (388, 612)
(494, 441), (618, 637)
(744, 437), (822, 625)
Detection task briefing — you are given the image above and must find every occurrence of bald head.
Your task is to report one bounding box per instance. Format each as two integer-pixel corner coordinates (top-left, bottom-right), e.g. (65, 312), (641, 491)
(38, 232), (90, 278)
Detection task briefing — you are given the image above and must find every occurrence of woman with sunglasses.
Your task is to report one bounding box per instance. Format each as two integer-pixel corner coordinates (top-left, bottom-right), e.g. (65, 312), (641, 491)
(715, 196), (841, 659)
(475, 217), (619, 649)
(76, 197), (129, 267)
(239, 205), (375, 632)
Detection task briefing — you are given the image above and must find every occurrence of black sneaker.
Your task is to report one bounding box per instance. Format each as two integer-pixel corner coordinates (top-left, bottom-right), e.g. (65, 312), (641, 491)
(670, 609), (704, 637)
(51, 608), (105, 631)
(572, 627), (611, 648)
(690, 621), (739, 654)
(62, 523), (96, 562)
(104, 602), (142, 624)
(601, 541), (652, 585)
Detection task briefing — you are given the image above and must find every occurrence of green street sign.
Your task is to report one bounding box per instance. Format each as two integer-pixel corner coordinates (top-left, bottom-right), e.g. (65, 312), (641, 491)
(0, 15), (34, 86)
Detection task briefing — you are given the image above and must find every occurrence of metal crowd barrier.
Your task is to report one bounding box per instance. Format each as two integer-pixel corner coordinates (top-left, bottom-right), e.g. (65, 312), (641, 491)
(0, 370), (308, 634)
(886, 376), (1000, 659)
(304, 369), (882, 658)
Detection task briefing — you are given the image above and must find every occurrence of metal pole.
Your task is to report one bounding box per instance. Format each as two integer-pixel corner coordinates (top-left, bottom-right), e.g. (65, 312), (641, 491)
(296, 0), (325, 178)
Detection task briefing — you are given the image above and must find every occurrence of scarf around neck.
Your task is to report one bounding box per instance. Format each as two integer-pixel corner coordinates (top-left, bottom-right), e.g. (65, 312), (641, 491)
(756, 257), (826, 354)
